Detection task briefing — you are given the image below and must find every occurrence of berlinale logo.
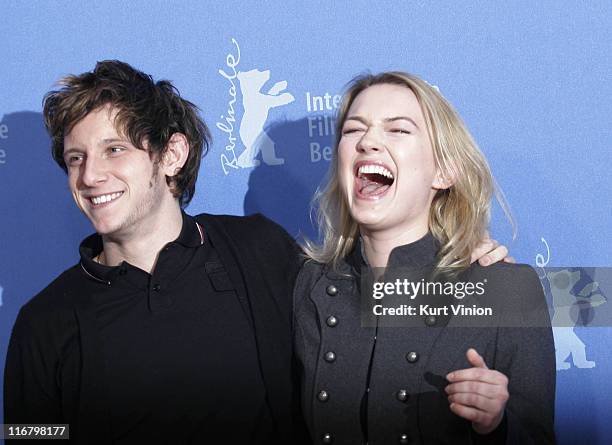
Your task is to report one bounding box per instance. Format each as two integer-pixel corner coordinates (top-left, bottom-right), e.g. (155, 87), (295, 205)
(217, 39), (295, 175)
(0, 119), (8, 166)
(536, 238), (608, 371)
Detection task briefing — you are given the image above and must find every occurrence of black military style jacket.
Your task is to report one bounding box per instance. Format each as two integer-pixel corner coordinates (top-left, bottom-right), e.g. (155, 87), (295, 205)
(294, 233), (556, 445)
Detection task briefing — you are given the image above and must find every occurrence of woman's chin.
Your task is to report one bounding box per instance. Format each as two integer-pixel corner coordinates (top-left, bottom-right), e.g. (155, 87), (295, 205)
(351, 213), (390, 233)
(349, 199), (393, 228)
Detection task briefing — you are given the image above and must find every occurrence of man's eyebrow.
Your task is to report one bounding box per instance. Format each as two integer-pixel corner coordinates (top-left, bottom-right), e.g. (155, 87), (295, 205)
(101, 138), (126, 144)
(63, 137), (129, 156)
(62, 147), (82, 156)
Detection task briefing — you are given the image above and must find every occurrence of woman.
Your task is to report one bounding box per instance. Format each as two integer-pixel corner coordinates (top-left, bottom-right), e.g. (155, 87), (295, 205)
(294, 72), (555, 444)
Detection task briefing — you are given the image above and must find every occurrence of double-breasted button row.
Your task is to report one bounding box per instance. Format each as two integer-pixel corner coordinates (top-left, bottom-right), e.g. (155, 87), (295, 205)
(324, 351), (336, 363)
(424, 315), (437, 326)
(326, 285), (338, 296)
(322, 433), (334, 443)
(406, 351), (419, 363)
(318, 390), (329, 402)
(396, 389), (409, 402)
(326, 316), (338, 327)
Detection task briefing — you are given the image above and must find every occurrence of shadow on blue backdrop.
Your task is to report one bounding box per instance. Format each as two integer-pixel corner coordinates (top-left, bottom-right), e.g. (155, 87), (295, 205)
(0, 111), (91, 424)
(243, 116), (333, 242)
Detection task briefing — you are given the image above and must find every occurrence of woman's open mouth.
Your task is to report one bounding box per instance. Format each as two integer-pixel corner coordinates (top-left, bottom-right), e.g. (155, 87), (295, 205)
(354, 162), (395, 200)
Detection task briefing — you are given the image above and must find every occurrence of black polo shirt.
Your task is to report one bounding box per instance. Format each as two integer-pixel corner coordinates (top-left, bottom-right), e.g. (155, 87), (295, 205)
(79, 213), (273, 444)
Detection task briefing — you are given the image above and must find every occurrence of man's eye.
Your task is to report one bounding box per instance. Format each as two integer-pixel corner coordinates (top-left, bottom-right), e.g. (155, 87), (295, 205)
(390, 128), (411, 134)
(67, 155), (83, 165)
(109, 146), (125, 154)
(342, 128), (364, 135)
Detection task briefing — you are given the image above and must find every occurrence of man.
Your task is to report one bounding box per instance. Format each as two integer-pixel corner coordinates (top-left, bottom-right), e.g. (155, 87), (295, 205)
(4, 61), (509, 444)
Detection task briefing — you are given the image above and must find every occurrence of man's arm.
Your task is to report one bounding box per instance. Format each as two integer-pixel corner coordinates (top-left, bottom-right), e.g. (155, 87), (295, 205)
(471, 236), (513, 266)
(500, 267), (556, 444)
(4, 308), (63, 426)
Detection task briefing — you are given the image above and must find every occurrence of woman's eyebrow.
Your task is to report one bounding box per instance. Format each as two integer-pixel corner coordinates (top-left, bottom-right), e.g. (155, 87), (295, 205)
(344, 115), (419, 129)
(384, 116), (419, 128)
(344, 116), (368, 124)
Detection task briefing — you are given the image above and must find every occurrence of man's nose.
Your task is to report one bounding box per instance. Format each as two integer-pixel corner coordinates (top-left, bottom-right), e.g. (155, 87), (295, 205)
(79, 156), (108, 187)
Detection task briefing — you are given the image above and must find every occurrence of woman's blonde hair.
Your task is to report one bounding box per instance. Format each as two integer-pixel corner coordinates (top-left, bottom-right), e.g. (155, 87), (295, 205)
(303, 71), (512, 272)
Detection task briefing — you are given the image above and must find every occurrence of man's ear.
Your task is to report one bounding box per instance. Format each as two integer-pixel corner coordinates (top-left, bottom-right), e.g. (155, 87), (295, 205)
(161, 133), (189, 177)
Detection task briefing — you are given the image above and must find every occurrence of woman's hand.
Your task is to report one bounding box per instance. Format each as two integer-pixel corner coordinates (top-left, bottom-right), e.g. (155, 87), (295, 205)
(445, 348), (509, 435)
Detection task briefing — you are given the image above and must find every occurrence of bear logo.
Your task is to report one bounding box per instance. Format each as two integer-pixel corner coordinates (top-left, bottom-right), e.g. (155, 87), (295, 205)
(236, 69), (295, 168)
(547, 269), (606, 370)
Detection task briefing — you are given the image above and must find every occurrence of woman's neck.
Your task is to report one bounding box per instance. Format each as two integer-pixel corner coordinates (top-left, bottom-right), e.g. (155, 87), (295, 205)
(360, 225), (429, 268)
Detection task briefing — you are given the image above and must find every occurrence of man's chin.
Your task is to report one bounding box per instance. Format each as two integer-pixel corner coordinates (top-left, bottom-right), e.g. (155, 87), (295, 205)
(90, 220), (120, 237)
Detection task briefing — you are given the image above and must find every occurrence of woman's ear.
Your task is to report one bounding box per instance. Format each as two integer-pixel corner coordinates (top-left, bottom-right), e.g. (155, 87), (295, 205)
(432, 167), (454, 190)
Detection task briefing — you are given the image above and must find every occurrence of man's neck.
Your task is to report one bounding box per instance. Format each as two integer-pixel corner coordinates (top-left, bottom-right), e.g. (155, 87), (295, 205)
(100, 206), (184, 274)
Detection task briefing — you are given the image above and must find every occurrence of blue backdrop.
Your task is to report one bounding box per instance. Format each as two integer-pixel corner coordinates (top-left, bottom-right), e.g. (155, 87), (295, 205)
(1, 1), (611, 443)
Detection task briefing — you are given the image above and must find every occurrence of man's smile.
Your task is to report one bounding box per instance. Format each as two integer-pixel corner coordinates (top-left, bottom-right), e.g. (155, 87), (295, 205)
(87, 191), (124, 206)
